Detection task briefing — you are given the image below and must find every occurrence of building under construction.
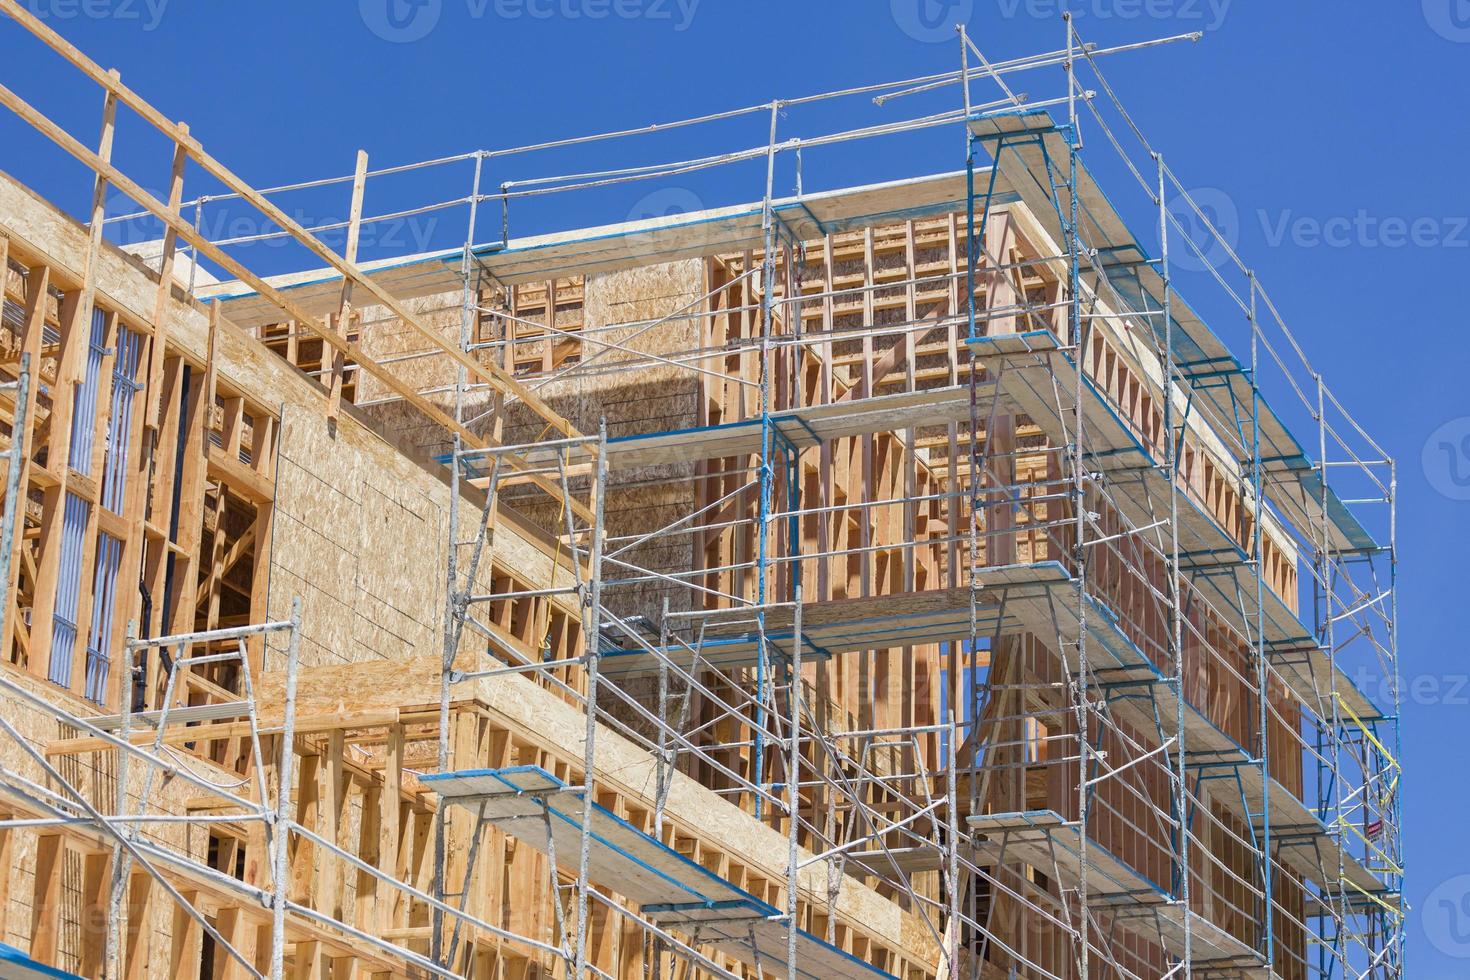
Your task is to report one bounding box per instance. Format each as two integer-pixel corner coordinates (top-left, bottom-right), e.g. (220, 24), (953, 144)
(0, 6), (1403, 979)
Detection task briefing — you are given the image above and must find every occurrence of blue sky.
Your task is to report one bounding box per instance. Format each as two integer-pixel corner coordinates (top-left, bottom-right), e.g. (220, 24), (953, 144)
(2, 1), (1466, 973)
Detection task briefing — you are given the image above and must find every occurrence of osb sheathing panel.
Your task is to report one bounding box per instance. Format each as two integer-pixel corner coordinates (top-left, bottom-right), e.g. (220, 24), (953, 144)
(267, 401), (579, 668)
(353, 292), (465, 454)
(396, 259), (708, 452)
(500, 261), (705, 626)
(0, 668), (206, 977)
(537, 259), (704, 440)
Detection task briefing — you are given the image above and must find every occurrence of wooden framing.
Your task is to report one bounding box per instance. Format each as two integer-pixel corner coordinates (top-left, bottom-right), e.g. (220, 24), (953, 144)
(0, 0), (593, 526)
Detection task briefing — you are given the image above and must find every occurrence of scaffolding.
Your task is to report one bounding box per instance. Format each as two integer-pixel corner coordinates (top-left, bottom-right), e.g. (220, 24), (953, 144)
(423, 19), (1401, 980)
(0, 2), (1402, 978)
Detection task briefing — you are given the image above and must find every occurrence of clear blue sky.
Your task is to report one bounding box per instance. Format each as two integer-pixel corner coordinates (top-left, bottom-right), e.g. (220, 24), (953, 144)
(2, 1), (1466, 973)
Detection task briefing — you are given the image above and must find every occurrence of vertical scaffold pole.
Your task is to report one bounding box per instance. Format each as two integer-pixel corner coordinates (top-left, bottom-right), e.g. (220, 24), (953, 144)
(1388, 458), (1403, 976)
(573, 421), (608, 980)
(1063, 15), (1093, 980)
(1249, 270), (1274, 968)
(754, 98), (781, 820)
(434, 437), (460, 971)
(433, 149), (484, 970)
(657, 597), (671, 838)
(1318, 371), (1349, 961)
(786, 581), (803, 980)
(954, 25), (973, 980)
(1157, 150), (1192, 979)
(107, 617), (134, 978)
(270, 596), (303, 978)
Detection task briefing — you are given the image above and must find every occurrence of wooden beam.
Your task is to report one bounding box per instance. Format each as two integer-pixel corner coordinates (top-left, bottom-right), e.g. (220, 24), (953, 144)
(379, 722), (403, 934)
(207, 446), (273, 507)
(212, 905), (256, 980)
(292, 939), (330, 980)
(328, 151), (367, 427)
(322, 729), (348, 921)
(194, 519), (256, 607)
(44, 709), (401, 757)
(205, 395), (245, 636)
(145, 127), (188, 429)
(0, 0), (579, 438)
(29, 832), (63, 963)
(0, 808), (11, 941)
(290, 751), (322, 907)
(24, 281), (72, 683)
(170, 889), (205, 978)
(123, 868), (153, 980)
(0, 76), (593, 524)
(80, 850), (109, 977)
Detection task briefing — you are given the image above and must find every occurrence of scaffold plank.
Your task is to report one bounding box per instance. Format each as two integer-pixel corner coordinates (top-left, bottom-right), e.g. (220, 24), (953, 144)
(83, 699), (254, 731)
(965, 329), (1383, 724)
(1190, 760), (1395, 903)
(970, 110), (1375, 557)
(423, 765), (748, 909)
(423, 765), (897, 980)
(648, 900), (897, 980)
(600, 381), (1000, 472)
(597, 562), (1083, 677)
(0, 943), (86, 980)
(845, 844), (977, 876)
(967, 810), (1267, 973)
